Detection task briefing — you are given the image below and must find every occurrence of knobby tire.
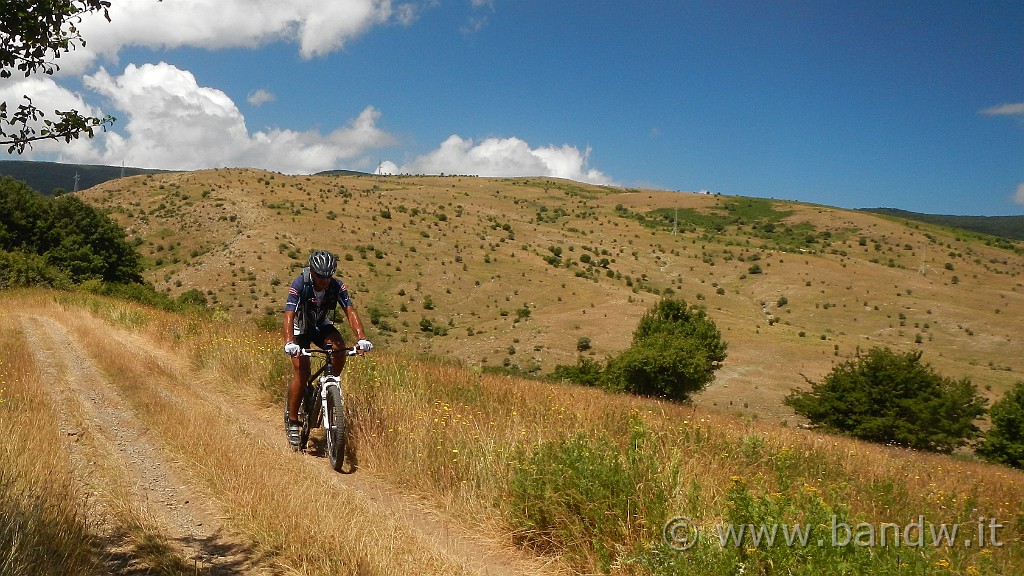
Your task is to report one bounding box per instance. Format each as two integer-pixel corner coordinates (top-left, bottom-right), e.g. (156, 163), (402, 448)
(326, 384), (346, 472)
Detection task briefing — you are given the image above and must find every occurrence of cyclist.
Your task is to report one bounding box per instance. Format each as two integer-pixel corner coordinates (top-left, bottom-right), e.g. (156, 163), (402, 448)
(282, 249), (372, 449)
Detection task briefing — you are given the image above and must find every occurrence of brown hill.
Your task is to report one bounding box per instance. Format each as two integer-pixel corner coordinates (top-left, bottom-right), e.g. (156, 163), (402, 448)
(78, 168), (1024, 421)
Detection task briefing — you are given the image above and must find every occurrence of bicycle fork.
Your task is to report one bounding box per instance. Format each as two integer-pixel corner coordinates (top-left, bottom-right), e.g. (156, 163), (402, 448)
(320, 375), (341, 431)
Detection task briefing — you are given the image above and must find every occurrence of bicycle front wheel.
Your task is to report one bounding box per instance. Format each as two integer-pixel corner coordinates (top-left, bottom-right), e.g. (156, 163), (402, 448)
(325, 384), (346, 472)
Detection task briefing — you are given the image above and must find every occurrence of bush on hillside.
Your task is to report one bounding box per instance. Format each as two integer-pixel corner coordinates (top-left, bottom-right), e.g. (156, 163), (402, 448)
(604, 298), (727, 401)
(975, 381), (1024, 469)
(785, 347), (987, 453)
(549, 356), (604, 387)
(177, 288), (209, 308)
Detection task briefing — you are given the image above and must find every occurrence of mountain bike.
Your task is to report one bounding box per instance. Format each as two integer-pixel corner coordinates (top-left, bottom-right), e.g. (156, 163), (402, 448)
(286, 343), (357, 472)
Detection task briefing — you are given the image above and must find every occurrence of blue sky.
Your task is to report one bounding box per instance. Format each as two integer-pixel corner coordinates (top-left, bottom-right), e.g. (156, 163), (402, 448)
(3, 1), (1022, 215)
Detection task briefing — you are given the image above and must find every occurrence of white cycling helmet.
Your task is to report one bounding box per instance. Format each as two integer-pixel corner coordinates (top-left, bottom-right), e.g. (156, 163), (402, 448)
(308, 250), (337, 277)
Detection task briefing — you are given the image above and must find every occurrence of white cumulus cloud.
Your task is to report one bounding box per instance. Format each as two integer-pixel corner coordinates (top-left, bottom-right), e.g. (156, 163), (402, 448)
(1014, 183), (1024, 205)
(58, 0), (422, 74)
(247, 89), (276, 107)
(384, 135), (616, 185)
(14, 63), (395, 174)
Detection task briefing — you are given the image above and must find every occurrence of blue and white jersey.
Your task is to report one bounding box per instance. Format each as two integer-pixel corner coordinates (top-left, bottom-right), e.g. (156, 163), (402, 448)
(284, 274), (352, 335)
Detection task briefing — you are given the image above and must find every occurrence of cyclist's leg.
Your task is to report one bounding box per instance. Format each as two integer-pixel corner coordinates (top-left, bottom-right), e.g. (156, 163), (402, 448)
(289, 334), (314, 420)
(315, 325), (346, 375)
(288, 354), (311, 421)
(287, 333), (313, 441)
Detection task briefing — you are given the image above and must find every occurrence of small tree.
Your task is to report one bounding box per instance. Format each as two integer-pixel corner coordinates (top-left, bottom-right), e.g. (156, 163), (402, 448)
(976, 381), (1024, 469)
(785, 347), (987, 453)
(604, 298), (727, 401)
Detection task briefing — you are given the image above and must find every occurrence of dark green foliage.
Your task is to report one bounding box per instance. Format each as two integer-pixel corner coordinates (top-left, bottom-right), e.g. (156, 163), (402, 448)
(0, 160), (166, 196)
(0, 249), (72, 289)
(785, 347), (987, 453)
(976, 381), (1024, 469)
(604, 298), (726, 401)
(861, 208), (1024, 242)
(549, 356), (603, 387)
(0, 176), (144, 288)
(176, 288), (208, 308)
(0, 176), (47, 249)
(41, 194), (143, 283)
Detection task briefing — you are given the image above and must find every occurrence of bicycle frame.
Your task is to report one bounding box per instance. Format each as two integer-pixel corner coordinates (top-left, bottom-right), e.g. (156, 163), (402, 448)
(297, 343), (358, 471)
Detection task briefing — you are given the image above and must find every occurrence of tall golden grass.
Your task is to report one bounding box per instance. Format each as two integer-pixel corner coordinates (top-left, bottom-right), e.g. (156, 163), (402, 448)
(4, 289), (1023, 575)
(0, 301), (100, 575)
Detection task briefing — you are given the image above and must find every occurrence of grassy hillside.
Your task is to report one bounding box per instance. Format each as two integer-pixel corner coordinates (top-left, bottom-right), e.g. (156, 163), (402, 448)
(76, 169), (1024, 422)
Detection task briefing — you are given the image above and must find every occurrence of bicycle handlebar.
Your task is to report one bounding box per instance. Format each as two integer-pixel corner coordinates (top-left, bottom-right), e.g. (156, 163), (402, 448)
(299, 345), (360, 357)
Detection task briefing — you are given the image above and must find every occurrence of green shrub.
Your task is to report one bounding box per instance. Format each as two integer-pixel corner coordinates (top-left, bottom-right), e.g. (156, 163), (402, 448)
(0, 249), (72, 290)
(549, 356), (603, 387)
(976, 381), (1024, 469)
(785, 347), (986, 453)
(176, 288), (208, 308)
(604, 298), (727, 401)
(506, 418), (669, 571)
(576, 336), (592, 352)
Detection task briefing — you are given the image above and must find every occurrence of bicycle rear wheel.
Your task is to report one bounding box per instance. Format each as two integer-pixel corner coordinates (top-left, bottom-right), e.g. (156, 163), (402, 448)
(325, 384), (346, 471)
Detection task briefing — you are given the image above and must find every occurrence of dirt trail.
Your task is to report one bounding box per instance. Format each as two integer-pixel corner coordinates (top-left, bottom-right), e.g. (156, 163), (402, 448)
(18, 310), (565, 576)
(21, 316), (280, 575)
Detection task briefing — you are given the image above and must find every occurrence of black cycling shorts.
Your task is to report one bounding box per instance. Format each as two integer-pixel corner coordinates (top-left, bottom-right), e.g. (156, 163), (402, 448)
(294, 325), (344, 350)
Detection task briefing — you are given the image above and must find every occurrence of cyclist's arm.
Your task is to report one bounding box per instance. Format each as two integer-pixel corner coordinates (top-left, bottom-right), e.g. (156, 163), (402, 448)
(283, 310), (296, 345)
(343, 305), (367, 342)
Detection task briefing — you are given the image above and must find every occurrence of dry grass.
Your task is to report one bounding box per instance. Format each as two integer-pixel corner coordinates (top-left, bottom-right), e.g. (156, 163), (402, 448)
(0, 300), (101, 575)
(4, 289), (1023, 574)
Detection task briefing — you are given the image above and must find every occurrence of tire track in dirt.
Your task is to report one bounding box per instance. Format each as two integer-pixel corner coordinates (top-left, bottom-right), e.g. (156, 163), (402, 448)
(20, 315), (281, 575)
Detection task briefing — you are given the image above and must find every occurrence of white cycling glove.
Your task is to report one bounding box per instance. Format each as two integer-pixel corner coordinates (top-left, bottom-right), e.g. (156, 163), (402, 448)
(356, 339), (374, 352)
(284, 342), (301, 356)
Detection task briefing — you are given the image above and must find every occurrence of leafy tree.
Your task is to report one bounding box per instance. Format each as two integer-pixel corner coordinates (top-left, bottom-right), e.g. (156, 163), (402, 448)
(0, 175), (46, 249)
(604, 298), (727, 401)
(0, 176), (142, 286)
(976, 381), (1024, 469)
(785, 347), (987, 453)
(40, 193), (143, 283)
(1, 0), (116, 152)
